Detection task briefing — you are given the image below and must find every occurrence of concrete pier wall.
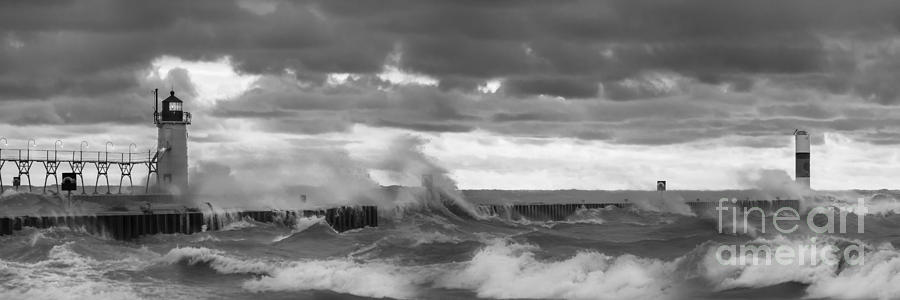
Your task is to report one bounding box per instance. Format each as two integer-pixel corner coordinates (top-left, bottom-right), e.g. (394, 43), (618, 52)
(0, 206), (378, 240)
(478, 200), (801, 221)
(478, 203), (630, 221)
(685, 199), (801, 214)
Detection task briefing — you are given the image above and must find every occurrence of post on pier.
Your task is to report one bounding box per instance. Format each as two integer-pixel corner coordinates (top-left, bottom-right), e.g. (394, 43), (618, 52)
(15, 149), (33, 192)
(93, 142), (114, 194)
(42, 159), (60, 194)
(94, 161), (111, 195)
(118, 157), (134, 194)
(0, 137), (6, 192)
(145, 149), (159, 193)
(42, 140), (63, 194)
(65, 141), (89, 194)
(69, 161), (86, 195)
(0, 151), (4, 193)
(118, 144), (137, 194)
(94, 150), (110, 195)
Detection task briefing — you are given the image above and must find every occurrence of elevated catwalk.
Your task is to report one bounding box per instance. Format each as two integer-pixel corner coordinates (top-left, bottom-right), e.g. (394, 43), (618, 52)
(0, 206), (378, 240)
(0, 147), (162, 194)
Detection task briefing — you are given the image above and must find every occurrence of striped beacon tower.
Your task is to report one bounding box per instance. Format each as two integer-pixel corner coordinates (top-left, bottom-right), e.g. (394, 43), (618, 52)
(794, 129), (810, 189)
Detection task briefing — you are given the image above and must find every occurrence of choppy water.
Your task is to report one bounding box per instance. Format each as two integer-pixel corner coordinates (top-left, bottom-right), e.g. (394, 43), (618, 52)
(3, 193), (900, 299)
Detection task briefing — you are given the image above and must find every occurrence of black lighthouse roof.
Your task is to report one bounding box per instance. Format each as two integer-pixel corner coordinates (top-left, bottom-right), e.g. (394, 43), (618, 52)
(162, 90), (182, 104)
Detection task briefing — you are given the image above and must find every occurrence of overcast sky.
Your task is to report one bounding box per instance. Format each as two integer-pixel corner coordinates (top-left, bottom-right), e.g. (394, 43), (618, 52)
(3, 0), (900, 190)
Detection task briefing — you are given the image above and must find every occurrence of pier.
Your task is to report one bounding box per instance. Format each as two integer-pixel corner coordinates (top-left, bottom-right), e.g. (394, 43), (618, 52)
(477, 203), (630, 221)
(0, 206), (379, 240)
(477, 199), (802, 221)
(0, 90), (384, 241)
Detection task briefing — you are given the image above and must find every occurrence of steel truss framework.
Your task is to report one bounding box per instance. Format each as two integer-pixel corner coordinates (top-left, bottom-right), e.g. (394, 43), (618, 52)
(0, 149), (163, 195)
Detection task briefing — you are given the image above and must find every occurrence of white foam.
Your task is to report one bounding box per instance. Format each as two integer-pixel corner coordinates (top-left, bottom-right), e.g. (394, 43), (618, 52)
(0, 243), (149, 300)
(698, 236), (838, 290)
(161, 247), (277, 274)
(161, 246), (423, 299)
(562, 207), (607, 225)
(806, 245), (900, 299)
(272, 216), (326, 242)
(220, 219), (257, 231)
(243, 259), (423, 299)
(434, 240), (678, 299)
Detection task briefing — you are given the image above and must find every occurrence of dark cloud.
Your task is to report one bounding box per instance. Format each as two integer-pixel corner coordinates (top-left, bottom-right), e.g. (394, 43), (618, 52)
(372, 120), (473, 133)
(491, 112), (574, 123)
(503, 77), (599, 99)
(0, 67), (194, 125)
(5, 0), (900, 99)
(757, 104), (837, 120)
(4, 0), (900, 146)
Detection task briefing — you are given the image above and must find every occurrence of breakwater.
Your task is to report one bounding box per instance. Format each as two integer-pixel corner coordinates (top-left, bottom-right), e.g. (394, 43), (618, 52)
(0, 206), (378, 240)
(477, 199), (801, 221)
(477, 203), (630, 221)
(685, 199), (801, 214)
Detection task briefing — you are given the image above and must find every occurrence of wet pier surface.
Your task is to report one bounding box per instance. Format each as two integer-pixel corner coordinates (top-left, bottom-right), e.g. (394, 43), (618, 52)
(0, 206), (378, 240)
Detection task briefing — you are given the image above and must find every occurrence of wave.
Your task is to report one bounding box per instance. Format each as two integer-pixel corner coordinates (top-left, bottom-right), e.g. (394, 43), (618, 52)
(494, 206), (690, 230)
(389, 187), (487, 222)
(697, 236), (839, 291)
(805, 245), (900, 299)
(432, 236), (892, 300)
(433, 239), (677, 300)
(9, 205), (900, 300)
(497, 208), (608, 228)
(12, 231), (897, 300)
(828, 192), (900, 216)
(242, 259), (425, 299)
(218, 219), (257, 231)
(272, 216), (327, 243)
(0, 242), (152, 300)
(161, 246), (425, 299)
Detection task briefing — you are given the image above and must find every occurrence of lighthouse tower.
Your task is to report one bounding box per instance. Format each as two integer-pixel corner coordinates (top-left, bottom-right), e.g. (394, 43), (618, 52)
(155, 90), (191, 194)
(794, 129), (810, 189)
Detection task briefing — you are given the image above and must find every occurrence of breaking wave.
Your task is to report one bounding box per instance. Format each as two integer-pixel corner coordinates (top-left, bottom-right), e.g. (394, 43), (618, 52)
(0, 242), (157, 300)
(162, 246), (424, 299)
(433, 239), (678, 300)
(272, 216), (326, 242)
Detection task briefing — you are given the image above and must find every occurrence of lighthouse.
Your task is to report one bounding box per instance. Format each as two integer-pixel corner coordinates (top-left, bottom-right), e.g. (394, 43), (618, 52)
(794, 129), (810, 189)
(155, 90), (191, 194)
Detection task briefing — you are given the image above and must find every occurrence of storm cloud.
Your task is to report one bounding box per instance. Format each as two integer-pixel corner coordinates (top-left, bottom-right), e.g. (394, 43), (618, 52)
(4, 0), (900, 147)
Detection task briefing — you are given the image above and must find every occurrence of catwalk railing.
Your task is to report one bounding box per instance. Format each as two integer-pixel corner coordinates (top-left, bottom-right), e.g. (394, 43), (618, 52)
(0, 148), (162, 194)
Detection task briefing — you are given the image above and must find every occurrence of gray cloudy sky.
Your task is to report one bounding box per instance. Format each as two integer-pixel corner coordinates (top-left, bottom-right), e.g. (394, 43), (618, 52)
(2, 0), (900, 190)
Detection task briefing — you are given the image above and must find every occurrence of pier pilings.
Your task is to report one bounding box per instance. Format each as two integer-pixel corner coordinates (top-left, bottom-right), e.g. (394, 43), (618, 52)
(477, 200), (801, 221)
(0, 206), (379, 240)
